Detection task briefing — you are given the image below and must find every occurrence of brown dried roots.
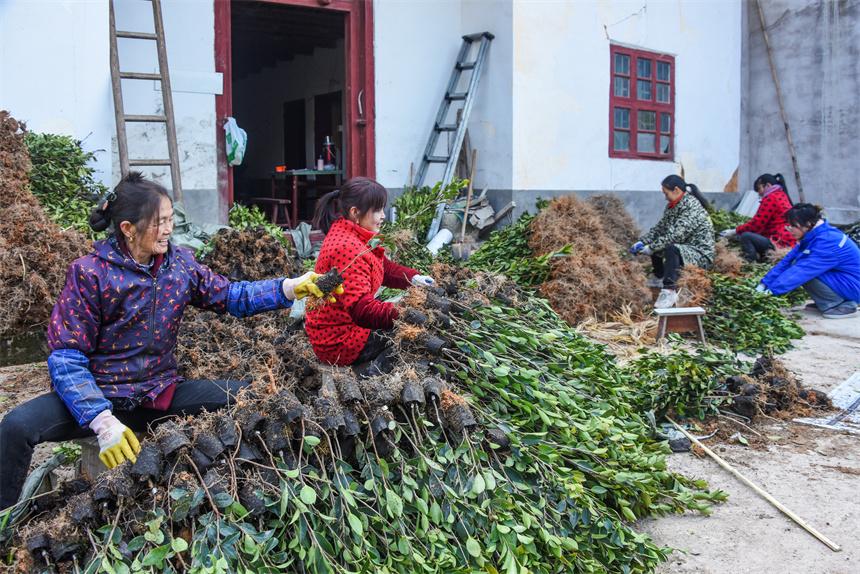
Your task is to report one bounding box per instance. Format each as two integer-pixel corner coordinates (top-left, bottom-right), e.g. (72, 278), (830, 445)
(529, 195), (651, 324)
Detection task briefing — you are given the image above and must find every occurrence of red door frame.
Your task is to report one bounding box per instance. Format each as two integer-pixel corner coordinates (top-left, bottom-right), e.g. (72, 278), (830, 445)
(214, 0), (375, 214)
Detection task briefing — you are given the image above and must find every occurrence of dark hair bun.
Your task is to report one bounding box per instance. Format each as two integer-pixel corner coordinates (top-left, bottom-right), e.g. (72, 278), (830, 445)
(125, 171), (145, 184)
(89, 206), (111, 232)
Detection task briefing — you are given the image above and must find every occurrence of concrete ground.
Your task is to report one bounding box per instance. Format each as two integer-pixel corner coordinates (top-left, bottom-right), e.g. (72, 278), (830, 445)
(642, 307), (860, 574)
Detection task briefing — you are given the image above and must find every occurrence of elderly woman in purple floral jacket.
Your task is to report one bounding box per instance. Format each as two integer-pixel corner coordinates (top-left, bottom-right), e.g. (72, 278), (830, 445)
(0, 173), (328, 510)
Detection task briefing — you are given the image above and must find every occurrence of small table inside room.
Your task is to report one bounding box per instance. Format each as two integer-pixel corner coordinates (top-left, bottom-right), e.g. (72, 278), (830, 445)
(273, 168), (343, 226)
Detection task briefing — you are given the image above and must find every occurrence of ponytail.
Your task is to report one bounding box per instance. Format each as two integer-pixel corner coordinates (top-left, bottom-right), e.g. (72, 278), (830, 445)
(312, 176), (388, 234)
(754, 172), (793, 204)
(661, 174), (710, 211)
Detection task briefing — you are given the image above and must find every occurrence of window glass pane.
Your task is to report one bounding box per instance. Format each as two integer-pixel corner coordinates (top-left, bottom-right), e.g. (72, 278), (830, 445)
(657, 61), (671, 81)
(638, 110), (656, 131)
(656, 83), (670, 103)
(614, 76), (630, 97)
(637, 58), (651, 78)
(660, 113), (671, 133)
(614, 107), (630, 129)
(637, 133), (655, 153)
(660, 135), (671, 154)
(615, 53), (630, 75)
(637, 80), (652, 100)
(614, 130), (630, 151)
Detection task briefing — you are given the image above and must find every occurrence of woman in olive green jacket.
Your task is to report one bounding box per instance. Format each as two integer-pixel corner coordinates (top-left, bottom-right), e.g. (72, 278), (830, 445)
(629, 175), (715, 308)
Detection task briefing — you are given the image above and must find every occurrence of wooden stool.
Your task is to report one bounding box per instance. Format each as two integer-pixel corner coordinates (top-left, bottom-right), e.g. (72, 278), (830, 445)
(654, 306), (707, 343)
(250, 197), (292, 227)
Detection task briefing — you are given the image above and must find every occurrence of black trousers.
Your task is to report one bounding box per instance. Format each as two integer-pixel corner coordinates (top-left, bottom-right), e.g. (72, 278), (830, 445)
(0, 379), (248, 509)
(353, 330), (395, 378)
(651, 244), (684, 289)
(738, 232), (774, 262)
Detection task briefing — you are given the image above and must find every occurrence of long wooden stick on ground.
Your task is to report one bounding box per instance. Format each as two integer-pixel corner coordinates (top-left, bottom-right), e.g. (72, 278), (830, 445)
(667, 416), (841, 552)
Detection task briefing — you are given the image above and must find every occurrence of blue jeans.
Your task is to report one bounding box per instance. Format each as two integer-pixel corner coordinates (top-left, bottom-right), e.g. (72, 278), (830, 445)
(804, 278), (858, 312)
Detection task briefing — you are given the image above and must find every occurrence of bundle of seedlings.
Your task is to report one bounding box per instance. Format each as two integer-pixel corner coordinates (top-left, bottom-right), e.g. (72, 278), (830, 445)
(10, 276), (726, 574)
(676, 266), (713, 307)
(585, 194), (640, 248)
(529, 195), (651, 324)
(709, 209), (749, 239)
(699, 273), (804, 354)
(201, 226), (300, 281)
(384, 179), (466, 239)
(712, 239), (745, 277)
(0, 111), (90, 337)
(725, 354), (831, 422)
(466, 210), (571, 288)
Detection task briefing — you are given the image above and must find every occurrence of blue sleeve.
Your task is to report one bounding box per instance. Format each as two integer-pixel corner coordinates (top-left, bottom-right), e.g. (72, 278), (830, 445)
(763, 247), (841, 296)
(762, 246), (799, 290)
(226, 278), (292, 318)
(47, 349), (111, 427)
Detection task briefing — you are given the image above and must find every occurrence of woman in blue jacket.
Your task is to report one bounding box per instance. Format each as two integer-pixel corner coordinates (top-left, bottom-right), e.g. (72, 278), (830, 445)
(759, 204), (860, 319)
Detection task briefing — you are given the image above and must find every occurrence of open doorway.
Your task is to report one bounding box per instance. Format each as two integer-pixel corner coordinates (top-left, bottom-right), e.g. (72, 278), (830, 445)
(230, 2), (345, 225)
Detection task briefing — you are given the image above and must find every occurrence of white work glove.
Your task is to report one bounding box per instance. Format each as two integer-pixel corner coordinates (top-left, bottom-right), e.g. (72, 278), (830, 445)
(629, 241), (645, 255)
(410, 274), (436, 288)
(89, 410), (140, 469)
(719, 229), (737, 238)
(755, 283), (771, 295)
(640, 245), (653, 256)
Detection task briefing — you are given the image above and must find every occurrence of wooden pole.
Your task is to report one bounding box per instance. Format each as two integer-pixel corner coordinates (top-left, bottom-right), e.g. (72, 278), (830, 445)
(667, 417), (841, 552)
(460, 149), (477, 243)
(754, 0), (805, 202)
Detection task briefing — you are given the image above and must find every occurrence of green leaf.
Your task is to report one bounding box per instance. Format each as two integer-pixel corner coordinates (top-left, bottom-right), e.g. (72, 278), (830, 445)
(299, 485), (317, 505)
(471, 473), (486, 496)
(465, 537), (481, 558)
(171, 537), (188, 553)
(385, 489), (403, 518)
(347, 513), (363, 537)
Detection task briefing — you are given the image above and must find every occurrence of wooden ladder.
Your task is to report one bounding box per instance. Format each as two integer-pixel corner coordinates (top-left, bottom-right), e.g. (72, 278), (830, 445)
(109, 0), (183, 201)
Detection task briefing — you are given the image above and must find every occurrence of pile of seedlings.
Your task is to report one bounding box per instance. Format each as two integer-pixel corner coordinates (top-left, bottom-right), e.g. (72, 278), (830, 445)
(9, 273), (727, 574)
(676, 269), (804, 354)
(529, 195), (651, 324)
(201, 226), (300, 281)
(585, 194), (640, 248)
(0, 111), (90, 337)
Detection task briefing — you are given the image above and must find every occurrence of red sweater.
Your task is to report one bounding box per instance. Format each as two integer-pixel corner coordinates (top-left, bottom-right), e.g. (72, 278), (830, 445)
(305, 218), (417, 365)
(736, 187), (796, 248)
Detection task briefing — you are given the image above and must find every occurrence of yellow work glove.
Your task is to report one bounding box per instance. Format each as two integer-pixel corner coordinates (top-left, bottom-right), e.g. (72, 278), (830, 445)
(283, 272), (344, 303)
(89, 410), (141, 469)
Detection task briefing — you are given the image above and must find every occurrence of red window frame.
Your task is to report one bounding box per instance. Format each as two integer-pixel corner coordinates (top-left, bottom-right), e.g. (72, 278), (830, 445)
(609, 45), (675, 160)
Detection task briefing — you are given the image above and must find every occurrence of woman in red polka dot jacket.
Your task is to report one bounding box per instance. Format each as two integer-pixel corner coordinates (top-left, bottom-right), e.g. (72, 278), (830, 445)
(305, 177), (436, 372)
(719, 173), (796, 261)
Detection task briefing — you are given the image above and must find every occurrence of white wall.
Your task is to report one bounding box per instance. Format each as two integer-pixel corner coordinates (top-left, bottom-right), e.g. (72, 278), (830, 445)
(513, 0), (741, 193)
(0, 0), (113, 183)
(233, 41), (345, 180)
(373, 0), (464, 188)
(114, 0), (222, 221)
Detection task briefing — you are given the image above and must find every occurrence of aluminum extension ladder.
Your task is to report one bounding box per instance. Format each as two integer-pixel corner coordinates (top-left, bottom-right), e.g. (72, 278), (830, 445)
(109, 0), (183, 201)
(416, 32), (493, 190)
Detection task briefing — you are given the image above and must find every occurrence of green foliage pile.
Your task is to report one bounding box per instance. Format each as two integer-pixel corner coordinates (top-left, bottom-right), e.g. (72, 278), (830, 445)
(704, 274), (804, 354)
(11, 283), (726, 574)
(25, 132), (107, 239)
(709, 209), (748, 238)
(386, 179), (466, 239)
(626, 342), (746, 419)
(466, 212), (570, 287)
(228, 202), (290, 247)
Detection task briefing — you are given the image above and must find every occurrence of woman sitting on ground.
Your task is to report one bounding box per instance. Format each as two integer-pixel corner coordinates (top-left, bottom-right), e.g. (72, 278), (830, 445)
(758, 203), (860, 319)
(719, 173), (795, 261)
(0, 173), (328, 510)
(630, 174), (715, 309)
(305, 177), (435, 373)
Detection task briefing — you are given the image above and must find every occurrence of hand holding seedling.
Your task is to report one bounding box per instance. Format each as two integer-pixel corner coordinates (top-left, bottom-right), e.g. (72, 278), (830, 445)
(283, 272), (344, 302)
